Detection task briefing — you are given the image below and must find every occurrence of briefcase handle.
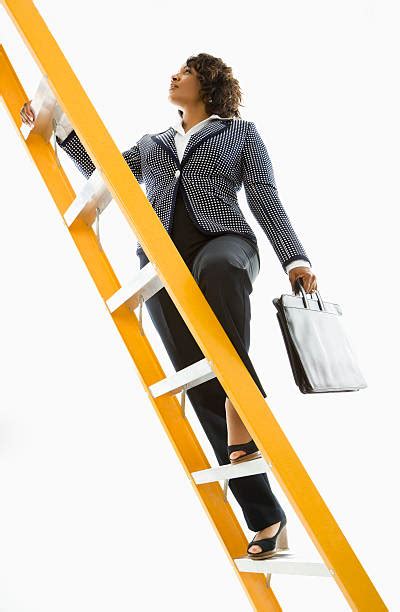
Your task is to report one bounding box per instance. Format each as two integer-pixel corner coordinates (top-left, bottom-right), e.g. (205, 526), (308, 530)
(294, 277), (326, 312)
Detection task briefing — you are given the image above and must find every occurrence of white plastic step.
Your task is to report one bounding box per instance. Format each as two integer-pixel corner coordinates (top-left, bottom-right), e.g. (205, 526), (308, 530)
(149, 357), (215, 398)
(235, 554), (332, 577)
(106, 261), (163, 313)
(20, 75), (57, 142)
(63, 167), (112, 227)
(192, 457), (271, 484)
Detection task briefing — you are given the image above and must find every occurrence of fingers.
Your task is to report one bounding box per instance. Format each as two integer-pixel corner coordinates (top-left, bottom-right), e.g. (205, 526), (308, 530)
(20, 104), (30, 125)
(291, 271), (318, 294)
(20, 100), (35, 127)
(305, 273), (318, 294)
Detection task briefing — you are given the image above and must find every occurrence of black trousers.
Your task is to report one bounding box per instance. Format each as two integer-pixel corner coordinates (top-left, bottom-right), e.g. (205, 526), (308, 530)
(137, 192), (285, 531)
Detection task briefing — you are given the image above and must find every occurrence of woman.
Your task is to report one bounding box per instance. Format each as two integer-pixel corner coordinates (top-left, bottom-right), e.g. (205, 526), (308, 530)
(21, 52), (318, 559)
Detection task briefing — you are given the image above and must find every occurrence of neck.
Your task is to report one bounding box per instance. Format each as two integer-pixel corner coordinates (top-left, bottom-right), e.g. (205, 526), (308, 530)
(180, 107), (211, 133)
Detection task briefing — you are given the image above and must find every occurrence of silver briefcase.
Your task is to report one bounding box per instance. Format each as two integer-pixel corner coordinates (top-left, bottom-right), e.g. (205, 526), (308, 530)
(272, 278), (368, 393)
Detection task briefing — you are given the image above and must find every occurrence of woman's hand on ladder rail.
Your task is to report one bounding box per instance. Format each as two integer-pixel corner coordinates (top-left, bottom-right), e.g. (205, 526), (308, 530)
(20, 100), (36, 128)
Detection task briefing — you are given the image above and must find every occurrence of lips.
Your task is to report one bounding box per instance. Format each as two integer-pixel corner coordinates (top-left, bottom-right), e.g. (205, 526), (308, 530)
(170, 84), (178, 90)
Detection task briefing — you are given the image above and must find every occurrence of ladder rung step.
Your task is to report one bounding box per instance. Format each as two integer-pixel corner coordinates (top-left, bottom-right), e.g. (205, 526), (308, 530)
(234, 554), (332, 577)
(106, 261), (163, 313)
(63, 168), (112, 227)
(20, 75), (57, 142)
(149, 357), (215, 398)
(192, 457), (270, 484)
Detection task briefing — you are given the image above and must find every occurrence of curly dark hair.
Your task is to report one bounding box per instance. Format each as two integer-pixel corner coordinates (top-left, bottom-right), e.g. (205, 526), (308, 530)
(177, 53), (244, 119)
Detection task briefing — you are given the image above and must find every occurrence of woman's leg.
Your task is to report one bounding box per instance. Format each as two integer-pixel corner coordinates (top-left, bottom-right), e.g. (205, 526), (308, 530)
(225, 397), (252, 456)
(191, 233), (267, 464)
(191, 234), (285, 548)
(137, 242), (285, 533)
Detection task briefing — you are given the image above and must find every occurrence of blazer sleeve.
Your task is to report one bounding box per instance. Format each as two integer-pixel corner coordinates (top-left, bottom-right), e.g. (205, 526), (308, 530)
(56, 129), (144, 184)
(241, 121), (312, 272)
(53, 104), (75, 142)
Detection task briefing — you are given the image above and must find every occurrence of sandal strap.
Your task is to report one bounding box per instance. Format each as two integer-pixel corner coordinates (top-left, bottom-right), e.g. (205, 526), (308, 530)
(247, 538), (276, 553)
(228, 439), (258, 454)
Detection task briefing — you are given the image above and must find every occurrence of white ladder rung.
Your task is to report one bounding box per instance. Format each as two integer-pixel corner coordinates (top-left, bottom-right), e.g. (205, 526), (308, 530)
(149, 357), (215, 398)
(235, 554), (332, 577)
(106, 261), (163, 313)
(192, 457), (270, 484)
(20, 75), (57, 142)
(63, 168), (113, 227)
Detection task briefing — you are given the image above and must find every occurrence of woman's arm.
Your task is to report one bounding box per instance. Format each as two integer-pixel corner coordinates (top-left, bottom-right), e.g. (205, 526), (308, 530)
(54, 105), (143, 183)
(241, 121), (312, 274)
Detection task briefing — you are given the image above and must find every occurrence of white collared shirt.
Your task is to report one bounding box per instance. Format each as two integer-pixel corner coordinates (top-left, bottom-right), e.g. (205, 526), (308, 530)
(172, 113), (232, 162)
(54, 108), (310, 272)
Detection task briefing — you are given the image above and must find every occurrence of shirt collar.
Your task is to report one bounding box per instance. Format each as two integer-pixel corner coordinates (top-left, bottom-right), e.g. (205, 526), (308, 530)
(172, 113), (233, 136)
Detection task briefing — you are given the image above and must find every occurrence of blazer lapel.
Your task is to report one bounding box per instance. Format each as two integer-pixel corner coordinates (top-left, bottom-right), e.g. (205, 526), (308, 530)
(151, 128), (180, 167)
(151, 119), (231, 168)
(179, 119), (231, 167)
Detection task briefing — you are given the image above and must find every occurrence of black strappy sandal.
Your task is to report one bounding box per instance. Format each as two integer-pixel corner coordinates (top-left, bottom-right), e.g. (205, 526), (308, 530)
(227, 439), (262, 464)
(247, 515), (289, 559)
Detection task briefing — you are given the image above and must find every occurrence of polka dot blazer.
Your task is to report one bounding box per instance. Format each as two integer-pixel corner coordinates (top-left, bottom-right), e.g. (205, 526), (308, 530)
(56, 118), (312, 272)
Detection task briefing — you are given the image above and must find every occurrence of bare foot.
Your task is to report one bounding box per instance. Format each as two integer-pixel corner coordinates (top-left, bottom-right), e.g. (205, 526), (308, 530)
(248, 521), (281, 554)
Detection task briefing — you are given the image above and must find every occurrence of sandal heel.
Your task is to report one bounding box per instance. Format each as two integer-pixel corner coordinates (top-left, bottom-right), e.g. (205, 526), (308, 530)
(277, 524), (289, 550)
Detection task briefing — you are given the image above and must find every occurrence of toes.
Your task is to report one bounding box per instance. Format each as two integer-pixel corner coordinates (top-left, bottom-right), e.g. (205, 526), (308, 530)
(230, 450), (245, 460)
(249, 545), (262, 554)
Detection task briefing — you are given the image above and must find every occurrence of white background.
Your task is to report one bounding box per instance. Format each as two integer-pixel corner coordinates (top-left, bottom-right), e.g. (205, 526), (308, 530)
(0, 1), (398, 610)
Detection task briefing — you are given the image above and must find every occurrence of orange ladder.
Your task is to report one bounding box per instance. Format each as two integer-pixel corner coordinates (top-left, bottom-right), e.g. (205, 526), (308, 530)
(0, 1), (388, 609)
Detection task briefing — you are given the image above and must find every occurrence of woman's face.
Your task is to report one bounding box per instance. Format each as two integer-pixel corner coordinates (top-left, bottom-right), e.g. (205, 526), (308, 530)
(168, 63), (203, 109)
